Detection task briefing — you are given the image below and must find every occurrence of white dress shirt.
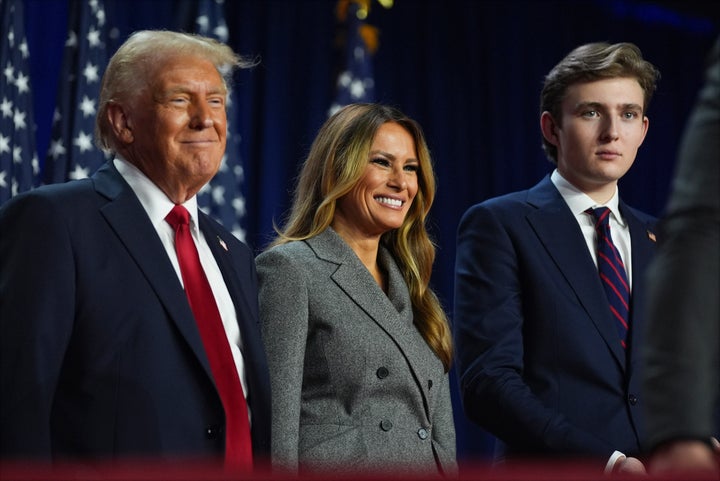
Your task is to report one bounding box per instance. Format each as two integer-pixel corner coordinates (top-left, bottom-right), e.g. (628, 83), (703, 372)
(551, 169), (633, 289)
(551, 169), (635, 471)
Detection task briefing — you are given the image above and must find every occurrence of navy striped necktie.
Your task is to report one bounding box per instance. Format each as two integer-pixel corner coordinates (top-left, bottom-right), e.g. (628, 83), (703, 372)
(587, 207), (630, 349)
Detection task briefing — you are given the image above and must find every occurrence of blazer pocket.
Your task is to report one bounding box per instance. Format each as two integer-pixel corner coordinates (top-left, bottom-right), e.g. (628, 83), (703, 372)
(298, 423), (367, 471)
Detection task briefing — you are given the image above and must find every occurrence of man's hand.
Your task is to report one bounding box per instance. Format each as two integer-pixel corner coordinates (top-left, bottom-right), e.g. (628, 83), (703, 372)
(649, 440), (719, 474)
(613, 455), (647, 474)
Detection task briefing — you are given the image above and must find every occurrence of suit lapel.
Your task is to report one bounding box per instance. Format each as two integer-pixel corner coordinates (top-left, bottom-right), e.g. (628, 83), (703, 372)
(526, 177), (627, 368)
(622, 203), (656, 366)
(307, 230), (435, 413)
(92, 162), (214, 380)
(199, 215), (255, 335)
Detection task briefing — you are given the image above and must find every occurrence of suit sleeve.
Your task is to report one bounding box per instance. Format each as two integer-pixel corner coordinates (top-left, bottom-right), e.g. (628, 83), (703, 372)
(453, 203), (613, 456)
(432, 372), (459, 475)
(643, 36), (720, 450)
(0, 194), (75, 457)
(256, 248), (309, 472)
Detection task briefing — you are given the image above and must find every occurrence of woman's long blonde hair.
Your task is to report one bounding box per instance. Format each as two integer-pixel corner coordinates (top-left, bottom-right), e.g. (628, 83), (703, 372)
(269, 103), (452, 371)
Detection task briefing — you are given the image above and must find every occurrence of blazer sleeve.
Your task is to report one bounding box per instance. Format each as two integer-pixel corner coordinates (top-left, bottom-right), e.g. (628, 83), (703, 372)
(643, 36), (720, 450)
(453, 202), (614, 456)
(256, 248), (309, 472)
(0, 193), (75, 457)
(433, 372), (459, 475)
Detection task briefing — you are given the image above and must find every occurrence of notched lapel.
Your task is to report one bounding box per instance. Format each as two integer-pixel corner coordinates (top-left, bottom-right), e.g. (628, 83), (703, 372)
(623, 205), (657, 366)
(310, 230), (436, 413)
(526, 180), (627, 368)
(93, 163), (214, 381)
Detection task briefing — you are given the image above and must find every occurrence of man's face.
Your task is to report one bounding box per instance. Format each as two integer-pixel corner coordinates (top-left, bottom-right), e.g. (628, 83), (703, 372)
(121, 54), (227, 202)
(543, 77), (649, 200)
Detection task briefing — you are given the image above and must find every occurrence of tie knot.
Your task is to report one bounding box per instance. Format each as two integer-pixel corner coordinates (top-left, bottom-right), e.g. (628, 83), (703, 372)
(166, 204), (190, 229)
(586, 207), (611, 228)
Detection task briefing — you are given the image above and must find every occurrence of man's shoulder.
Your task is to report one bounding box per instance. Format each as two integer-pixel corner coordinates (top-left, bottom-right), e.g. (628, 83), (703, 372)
(462, 178), (551, 218)
(0, 179), (95, 219)
(620, 201), (658, 226)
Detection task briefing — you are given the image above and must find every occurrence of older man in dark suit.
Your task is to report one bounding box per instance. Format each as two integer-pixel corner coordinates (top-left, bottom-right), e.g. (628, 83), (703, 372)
(0, 31), (270, 471)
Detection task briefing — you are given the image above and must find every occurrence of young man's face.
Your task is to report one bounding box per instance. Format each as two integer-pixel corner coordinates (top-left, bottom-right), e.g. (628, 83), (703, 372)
(541, 77), (649, 201)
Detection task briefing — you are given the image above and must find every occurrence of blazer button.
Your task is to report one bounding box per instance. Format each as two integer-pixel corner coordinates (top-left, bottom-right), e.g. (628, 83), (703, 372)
(205, 425), (222, 439)
(380, 419), (393, 431)
(628, 394), (638, 405)
(376, 367), (389, 379)
(417, 428), (429, 440)
(428, 379), (433, 389)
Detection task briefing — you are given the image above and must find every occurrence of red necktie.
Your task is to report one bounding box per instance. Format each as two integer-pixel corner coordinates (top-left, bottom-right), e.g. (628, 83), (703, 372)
(587, 207), (630, 349)
(166, 205), (253, 470)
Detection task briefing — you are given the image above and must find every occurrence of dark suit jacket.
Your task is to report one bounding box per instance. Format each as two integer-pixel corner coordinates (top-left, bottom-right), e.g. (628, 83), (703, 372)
(643, 36), (720, 451)
(454, 175), (656, 461)
(0, 161), (271, 463)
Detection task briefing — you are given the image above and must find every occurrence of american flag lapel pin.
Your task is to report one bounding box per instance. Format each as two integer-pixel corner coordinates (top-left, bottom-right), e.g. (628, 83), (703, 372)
(647, 230), (656, 242)
(217, 236), (228, 251)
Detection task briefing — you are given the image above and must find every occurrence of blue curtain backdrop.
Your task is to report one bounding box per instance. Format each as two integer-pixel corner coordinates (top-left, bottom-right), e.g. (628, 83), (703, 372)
(22, 0), (720, 467)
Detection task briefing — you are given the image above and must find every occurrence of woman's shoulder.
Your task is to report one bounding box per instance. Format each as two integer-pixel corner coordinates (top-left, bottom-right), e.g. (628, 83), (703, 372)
(256, 239), (311, 264)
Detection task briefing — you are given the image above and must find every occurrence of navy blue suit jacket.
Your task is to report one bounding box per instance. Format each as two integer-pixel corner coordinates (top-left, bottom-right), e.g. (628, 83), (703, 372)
(0, 161), (271, 463)
(454, 175), (656, 462)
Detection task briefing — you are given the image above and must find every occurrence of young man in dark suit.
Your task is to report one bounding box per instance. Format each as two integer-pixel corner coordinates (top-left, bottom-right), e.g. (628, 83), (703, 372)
(454, 42), (659, 474)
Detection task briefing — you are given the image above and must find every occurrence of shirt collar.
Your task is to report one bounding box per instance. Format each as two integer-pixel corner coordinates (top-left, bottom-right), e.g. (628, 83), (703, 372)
(550, 169), (625, 226)
(113, 157), (200, 230)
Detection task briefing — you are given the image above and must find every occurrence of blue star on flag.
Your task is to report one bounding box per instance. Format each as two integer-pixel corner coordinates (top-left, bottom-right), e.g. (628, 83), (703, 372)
(328, 0), (377, 116)
(43, 0), (109, 185)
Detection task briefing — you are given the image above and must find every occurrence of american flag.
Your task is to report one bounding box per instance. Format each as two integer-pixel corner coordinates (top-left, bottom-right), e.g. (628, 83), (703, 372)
(195, 0), (247, 241)
(328, 0), (377, 116)
(0, 0), (39, 204)
(43, 0), (109, 185)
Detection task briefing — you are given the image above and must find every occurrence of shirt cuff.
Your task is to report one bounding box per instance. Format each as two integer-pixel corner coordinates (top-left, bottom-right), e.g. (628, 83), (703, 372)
(605, 450), (625, 473)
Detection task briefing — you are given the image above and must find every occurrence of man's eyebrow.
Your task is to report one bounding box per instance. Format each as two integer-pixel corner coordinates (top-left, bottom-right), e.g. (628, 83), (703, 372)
(573, 101), (644, 113)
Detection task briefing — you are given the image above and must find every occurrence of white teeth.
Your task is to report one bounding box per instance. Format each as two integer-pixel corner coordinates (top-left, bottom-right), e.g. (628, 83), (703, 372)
(376, 197), (402, 207)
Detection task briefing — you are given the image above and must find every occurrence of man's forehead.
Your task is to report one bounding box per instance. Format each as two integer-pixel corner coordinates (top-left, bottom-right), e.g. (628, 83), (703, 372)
(564, 78), (645, 107)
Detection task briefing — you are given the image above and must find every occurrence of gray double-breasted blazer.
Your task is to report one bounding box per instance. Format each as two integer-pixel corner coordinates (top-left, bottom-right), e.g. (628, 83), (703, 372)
(256, 228), (457, 475)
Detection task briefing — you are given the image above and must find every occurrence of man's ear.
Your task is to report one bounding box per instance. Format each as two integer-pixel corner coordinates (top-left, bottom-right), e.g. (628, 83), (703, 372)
(540, 111), (560, 146)
(106, 103), (134, 144)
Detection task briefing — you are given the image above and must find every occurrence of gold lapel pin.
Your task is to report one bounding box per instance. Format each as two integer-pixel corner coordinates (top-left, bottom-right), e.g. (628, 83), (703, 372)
(217, 236), (228, 251)
(647, 230), (656, 242)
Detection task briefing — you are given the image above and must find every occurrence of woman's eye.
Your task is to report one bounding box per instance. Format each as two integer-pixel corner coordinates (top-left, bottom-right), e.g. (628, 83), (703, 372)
(371, 157), (390, 167)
